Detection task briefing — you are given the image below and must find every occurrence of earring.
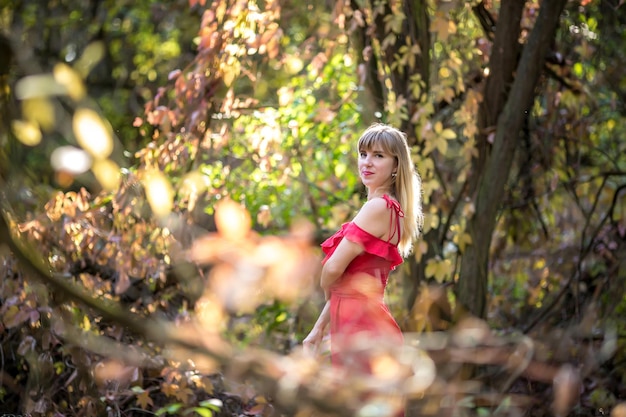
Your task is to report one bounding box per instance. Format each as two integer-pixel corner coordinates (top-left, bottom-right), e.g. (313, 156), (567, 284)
(392, 173), (397, 177)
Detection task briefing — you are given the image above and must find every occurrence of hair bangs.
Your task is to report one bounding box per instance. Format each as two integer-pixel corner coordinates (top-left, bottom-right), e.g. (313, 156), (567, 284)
(357, 130), (396, 156)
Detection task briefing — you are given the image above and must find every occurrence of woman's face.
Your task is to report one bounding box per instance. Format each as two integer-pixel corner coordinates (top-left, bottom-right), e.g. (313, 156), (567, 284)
(358, 145), (397, 191)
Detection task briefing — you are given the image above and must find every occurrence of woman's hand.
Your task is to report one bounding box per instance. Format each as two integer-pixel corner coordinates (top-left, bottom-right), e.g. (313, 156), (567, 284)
(303, 301), (330, 356)
(302, 327), (324, 356)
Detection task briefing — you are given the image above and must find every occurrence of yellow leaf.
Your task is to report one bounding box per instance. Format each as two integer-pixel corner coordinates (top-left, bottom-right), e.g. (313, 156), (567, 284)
(142, 169), (174, 218)
(12, 120), (42, 146)
(448, 20), (457, 36)
(438, 67), (451, 78)
(425, 258), (452, 283)
(222, 57), (241, 86)
(458, 168), (468, 183)
(384, 12), (405, 34)
(453, 232), (472, 253)
(175, 387), (194, 403)
(424, 259), (438, 279)
(441, 128), (457, 140)
(136, 390), (153, 409)
(83, 315), (91, 331)
(73, 108), (113, 159)
(421, 179), (439, 205)
(74, 41), (106, 78)
(422, 139), (435, 157)
(381, 33), (397, 50)
(22, 97), (55, 131)
(442, 87), (456, 103)
(92, 159), (121, 191)
(414, 156), (434, 173)
(54, 63), (86, 101)
(161, 383), (178, 398)
(462, 138), (479, 161)
(421, 211), (439, 234)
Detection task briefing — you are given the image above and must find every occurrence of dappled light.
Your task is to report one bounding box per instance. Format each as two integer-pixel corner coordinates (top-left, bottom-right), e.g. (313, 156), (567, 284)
(53, 63), (86, 101)
(50, 146), (92, 175)
(214, 198), (252, 241)
(142, 169), (175, 218)
(73, 108), (114, 160)
(11, 119), (42, 146)
(92, 158), (122, 191)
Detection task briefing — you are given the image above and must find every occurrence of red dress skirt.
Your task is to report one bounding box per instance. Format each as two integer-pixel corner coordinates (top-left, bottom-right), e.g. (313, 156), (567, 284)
(320, 195), (404, 372)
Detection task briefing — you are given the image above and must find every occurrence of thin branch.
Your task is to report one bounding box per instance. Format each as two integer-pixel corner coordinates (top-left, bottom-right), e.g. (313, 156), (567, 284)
(438, 178), (469, 249)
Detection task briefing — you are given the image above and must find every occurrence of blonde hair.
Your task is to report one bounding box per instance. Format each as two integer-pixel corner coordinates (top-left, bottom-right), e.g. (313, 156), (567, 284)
(357, 123), (423, 256)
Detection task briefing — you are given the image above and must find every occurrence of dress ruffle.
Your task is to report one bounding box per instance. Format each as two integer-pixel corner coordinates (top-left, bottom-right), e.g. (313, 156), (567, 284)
(321, 223), (403, 269)
(321, 201), (404, 270)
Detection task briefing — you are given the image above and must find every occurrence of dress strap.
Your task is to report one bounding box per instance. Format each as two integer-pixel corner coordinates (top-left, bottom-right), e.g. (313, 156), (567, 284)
(382, 195), (404, 244)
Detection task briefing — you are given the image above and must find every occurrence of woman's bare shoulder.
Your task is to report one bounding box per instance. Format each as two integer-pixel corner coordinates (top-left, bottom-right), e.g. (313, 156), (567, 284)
(361, 197), (390, 213)
(352, 197), (392, 237)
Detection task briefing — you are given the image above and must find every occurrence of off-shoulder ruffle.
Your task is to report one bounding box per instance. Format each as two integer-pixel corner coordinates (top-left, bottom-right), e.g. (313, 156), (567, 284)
(321, 222), (403, 269)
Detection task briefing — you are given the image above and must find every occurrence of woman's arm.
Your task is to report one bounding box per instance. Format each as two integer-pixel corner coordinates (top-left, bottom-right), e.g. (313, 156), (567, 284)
(320, 239), (361, 294)
(320, 198), (391, 293)
(304, 198), (392, 352)
(302, 300), (330, 354)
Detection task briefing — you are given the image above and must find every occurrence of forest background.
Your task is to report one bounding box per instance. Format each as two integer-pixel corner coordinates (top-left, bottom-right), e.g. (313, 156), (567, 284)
(0, 0), (625, 416)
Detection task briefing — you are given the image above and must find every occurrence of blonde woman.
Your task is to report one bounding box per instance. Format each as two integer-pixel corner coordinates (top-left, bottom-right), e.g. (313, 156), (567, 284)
(303, 123), (423, 373)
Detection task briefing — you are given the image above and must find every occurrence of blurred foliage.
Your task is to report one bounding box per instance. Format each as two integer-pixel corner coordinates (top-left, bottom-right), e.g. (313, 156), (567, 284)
(1, 0), (626, 416)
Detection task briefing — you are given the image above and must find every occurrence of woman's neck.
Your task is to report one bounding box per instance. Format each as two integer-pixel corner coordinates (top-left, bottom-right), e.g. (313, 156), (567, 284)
(367, 187), (393, 200)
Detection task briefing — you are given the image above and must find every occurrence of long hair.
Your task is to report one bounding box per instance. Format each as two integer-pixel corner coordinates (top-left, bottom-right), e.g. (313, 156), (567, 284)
(357, 123), (423, 256)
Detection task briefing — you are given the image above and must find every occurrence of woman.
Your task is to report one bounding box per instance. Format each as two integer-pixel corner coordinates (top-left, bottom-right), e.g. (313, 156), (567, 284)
(303, 123), (423, 373)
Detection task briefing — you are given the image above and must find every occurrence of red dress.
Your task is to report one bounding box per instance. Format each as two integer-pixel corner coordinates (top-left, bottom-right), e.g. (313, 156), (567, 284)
(320, 195), (404, 372)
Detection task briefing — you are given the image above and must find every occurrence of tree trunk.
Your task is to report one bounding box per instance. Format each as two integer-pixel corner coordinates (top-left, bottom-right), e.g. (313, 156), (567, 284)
(349, 0), (429, 141)
(457, 0), (568, 318)
(0, 34), (14, 184)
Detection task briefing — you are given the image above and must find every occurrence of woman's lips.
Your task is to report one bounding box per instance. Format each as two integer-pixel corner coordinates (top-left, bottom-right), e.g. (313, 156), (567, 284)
(361, 171), (373, 176)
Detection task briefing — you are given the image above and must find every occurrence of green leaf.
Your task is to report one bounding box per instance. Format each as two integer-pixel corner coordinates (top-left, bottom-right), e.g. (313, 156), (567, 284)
(191, 408), (213, 417)
(199, 399), (223, 411)
(156, 403), (183, 416)
(573, 62), (584, 78)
